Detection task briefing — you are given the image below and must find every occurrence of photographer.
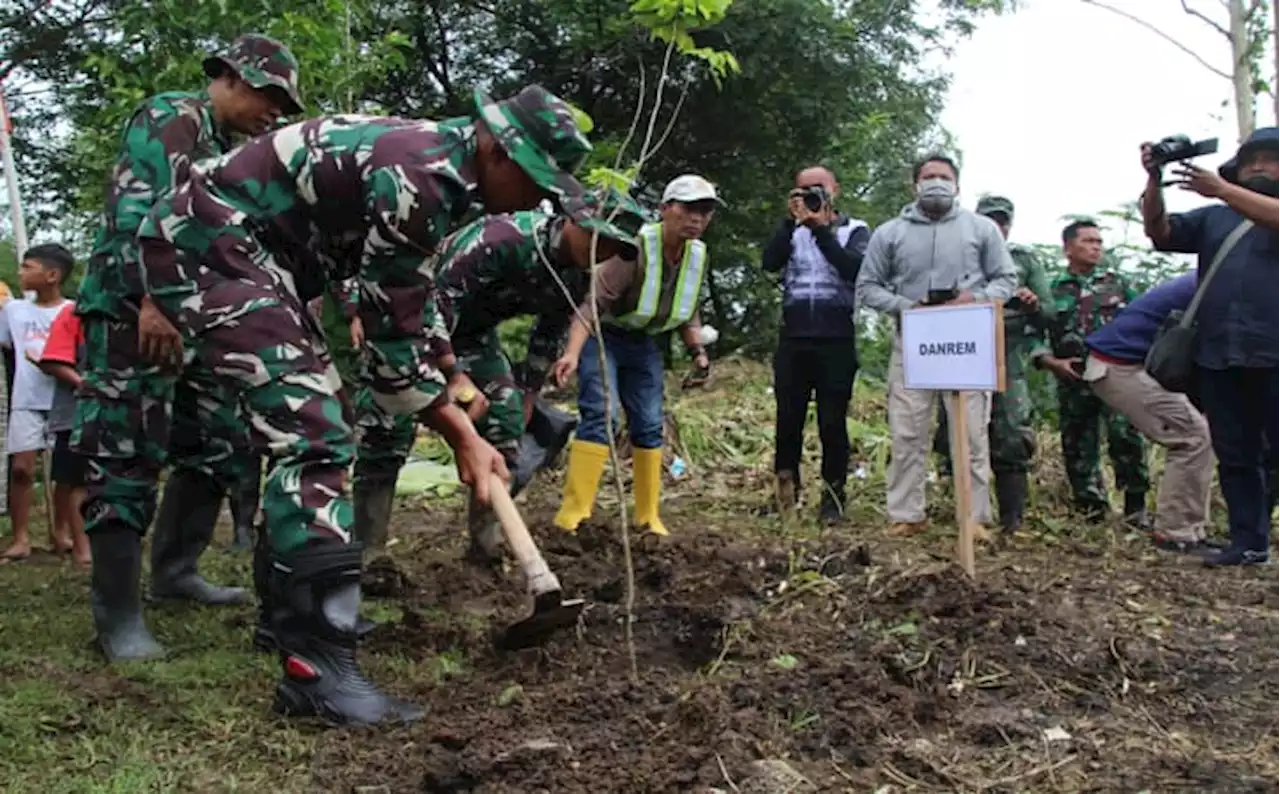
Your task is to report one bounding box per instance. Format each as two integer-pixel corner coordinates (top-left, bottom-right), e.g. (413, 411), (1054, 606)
(1140, 127), (1279, 567)
(761, 166), (869, 522)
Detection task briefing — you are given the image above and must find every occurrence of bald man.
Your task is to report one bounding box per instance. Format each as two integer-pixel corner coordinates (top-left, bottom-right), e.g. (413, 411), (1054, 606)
(761, 166), (869, 522)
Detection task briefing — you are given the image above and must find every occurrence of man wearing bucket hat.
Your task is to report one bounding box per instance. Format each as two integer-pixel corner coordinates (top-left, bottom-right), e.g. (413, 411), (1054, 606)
(549, 175), (720, 537)
(134, 85), (593, 726)
(1140, 127), (1279, 567)
(932, 194), (1055, 535)
(73, 33), (305, 666)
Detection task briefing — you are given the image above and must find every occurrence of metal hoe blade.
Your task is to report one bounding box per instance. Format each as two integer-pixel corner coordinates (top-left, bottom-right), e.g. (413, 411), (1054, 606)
(497, 591), (586, 651)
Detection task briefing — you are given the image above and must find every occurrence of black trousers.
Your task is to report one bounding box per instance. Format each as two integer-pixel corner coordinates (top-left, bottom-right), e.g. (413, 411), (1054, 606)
(772, 337), (857, 490)
(1198, 366), (1278, 552)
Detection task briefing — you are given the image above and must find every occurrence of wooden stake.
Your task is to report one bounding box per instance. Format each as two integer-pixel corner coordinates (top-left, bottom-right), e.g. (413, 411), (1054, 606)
(950, 390), (976, 578)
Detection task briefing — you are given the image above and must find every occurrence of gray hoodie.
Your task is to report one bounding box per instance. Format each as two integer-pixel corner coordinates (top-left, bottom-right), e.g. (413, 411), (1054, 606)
(855, 201), (1017, 315)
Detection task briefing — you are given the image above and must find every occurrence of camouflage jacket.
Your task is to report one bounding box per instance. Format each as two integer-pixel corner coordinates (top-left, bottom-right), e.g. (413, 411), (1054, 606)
(79, 91), (231, 318)
(435, 211), (587, 390)
(1005, 244), (1055, 356)
(137, 113), (482, 416)
(1045, 267), (1136, 358)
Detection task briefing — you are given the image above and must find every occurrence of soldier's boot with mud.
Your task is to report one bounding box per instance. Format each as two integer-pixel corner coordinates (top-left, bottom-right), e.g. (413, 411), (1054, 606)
(352, 476), (396, 554)
(150, 470), (249, 606)
(633, 447), (669, 536)
(229, 460), (261, 552)
(271, 543), (425, 726)
(465, 489), (505, 570)
(553, 439), (609, 532)
(995, 472), (1027, 535)
(91, 524), (166, 662)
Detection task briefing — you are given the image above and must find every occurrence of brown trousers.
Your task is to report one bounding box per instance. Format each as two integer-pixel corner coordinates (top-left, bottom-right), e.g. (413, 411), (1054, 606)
(1084, 355), (1212, 542)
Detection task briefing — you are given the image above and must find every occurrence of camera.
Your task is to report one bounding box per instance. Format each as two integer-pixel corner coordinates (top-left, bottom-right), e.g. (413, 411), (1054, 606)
(1148, 134), (1219, 168)
(922, 287), (957, 306)
(1057, 334), (1087, 375)
(792, 184), (830, 213)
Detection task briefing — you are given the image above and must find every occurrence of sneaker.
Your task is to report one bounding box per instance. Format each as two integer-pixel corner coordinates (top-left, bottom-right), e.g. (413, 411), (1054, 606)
(1152, 534), (1210, 554)
(1202, 547), (1271, 567)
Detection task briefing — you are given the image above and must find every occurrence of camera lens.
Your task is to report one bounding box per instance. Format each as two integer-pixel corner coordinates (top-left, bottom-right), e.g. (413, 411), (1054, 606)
(803, 194), (822, 212)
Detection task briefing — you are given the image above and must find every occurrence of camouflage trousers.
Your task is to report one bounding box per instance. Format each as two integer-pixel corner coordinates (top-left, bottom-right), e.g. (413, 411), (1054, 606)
(146, 281), (354, 555)
(353, 327), (524, 483)
(73, 312), (258, 536)
(1057, 380), (1149, 510)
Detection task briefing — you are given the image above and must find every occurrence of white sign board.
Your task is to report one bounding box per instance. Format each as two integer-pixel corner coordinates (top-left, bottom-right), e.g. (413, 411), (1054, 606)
(901, 302), (1004, 392)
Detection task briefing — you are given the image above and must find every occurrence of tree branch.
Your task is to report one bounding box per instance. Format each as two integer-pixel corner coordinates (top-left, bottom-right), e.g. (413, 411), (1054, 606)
(1181, 0), (1231, 39)
(1082, 0), (1232, 79)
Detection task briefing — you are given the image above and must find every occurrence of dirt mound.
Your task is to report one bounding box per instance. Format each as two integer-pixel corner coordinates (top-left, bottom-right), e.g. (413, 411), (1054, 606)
(323, 505), (1278, 793)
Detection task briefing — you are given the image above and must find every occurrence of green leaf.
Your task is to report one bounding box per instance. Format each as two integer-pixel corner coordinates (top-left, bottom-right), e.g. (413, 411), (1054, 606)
(771, 653), (799, 670)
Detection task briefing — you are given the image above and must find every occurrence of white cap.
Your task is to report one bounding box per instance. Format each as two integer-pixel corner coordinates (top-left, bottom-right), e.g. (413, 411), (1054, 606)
(661, 174), (724, 205)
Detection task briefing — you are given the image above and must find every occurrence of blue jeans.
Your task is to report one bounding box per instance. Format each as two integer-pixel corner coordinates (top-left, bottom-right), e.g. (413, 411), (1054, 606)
(577, 328), (664, 449)
(1199, 366), (1278, 552)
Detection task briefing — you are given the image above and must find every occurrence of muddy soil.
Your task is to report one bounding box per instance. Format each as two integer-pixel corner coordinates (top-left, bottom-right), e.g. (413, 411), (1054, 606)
(313, 497), (1278, 794)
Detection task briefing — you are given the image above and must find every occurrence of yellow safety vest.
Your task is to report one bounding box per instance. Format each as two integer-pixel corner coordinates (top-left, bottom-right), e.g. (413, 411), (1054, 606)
(608, 222), (707, 334)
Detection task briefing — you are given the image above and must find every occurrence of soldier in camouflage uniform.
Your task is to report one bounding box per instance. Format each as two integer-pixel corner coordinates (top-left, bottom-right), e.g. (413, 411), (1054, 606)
(72, 34), (305, 664)
(135, 85), (593, 726)
(341, 189), (647, 564)
(1031, 219), (1149, 523)
(436, 188), (650, 564)
(932, 196), (1055, 533)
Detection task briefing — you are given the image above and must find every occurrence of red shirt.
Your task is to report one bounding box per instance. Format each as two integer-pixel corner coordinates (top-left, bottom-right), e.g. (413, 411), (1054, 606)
(42, 302), (83, 366)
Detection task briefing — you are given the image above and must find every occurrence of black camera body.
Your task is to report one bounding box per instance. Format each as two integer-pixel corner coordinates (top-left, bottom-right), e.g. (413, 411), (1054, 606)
(795, 184), (830, 213)
(922, 287), (958, 306)
(1149, 135), (1219, 167)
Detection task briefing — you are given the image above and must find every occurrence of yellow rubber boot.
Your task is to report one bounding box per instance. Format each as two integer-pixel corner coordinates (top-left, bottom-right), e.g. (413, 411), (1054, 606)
(632, 447), (669, 536)
(553, 440), (610, 533)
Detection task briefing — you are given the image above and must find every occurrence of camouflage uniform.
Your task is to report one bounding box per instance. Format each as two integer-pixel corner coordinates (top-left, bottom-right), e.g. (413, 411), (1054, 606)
(348, 191), (643, 553)
(73, 34), (305, 664)
(932, 197), (1054, 531)
(136, 86), (593, 726)
(1042, 268), (1149, 515)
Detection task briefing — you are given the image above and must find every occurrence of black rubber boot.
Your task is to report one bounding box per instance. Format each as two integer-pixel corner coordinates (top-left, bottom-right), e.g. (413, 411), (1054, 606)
(150, 470), (249, 606)
(352, 477), (396, 552)
(995, 472), (1027, 534)
(252, 531), (376, 653)
(90, 525), (166, 662)
(1123, 491), (1151, 531)
(270, 543), (425, 726)
(818, 481), (845, 524)
(229, 457), (262, 552)
(510, 398), (579, 497)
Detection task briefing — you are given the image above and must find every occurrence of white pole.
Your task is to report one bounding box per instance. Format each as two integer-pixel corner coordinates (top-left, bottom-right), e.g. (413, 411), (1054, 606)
(0, 89), (28, 257)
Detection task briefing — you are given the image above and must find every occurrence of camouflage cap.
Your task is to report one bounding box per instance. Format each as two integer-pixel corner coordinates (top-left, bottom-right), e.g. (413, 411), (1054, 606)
(203, 34), (304, 115)
(473, 85), (591, 212)
(560, 194), (640, 256)
(975, 194), (1014, 221)
(585, 187), (655, 237)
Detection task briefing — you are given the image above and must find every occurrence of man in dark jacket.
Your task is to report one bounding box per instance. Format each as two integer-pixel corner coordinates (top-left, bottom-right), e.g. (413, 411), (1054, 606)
(762, 166), (869, 522)
(1140, 126), (1279, 566)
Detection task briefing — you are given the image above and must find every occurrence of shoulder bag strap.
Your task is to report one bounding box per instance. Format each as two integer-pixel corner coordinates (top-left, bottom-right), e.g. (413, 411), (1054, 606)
(1181, 218), (1254, 328)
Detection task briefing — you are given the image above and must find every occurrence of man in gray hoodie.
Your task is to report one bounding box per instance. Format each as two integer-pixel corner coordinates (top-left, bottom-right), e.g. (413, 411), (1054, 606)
(855, 154), (1018, 536)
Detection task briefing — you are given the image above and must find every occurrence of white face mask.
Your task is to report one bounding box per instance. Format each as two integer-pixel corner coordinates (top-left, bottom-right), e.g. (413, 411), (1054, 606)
(916, 178), (957, 213)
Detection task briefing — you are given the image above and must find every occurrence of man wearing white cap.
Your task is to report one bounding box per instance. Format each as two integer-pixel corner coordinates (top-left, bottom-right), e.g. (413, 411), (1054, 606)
(549, 174), (719, 536)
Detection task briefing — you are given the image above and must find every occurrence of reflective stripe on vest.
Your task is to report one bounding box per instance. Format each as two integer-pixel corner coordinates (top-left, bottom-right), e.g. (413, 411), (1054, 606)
(609, 222), (707, 333)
